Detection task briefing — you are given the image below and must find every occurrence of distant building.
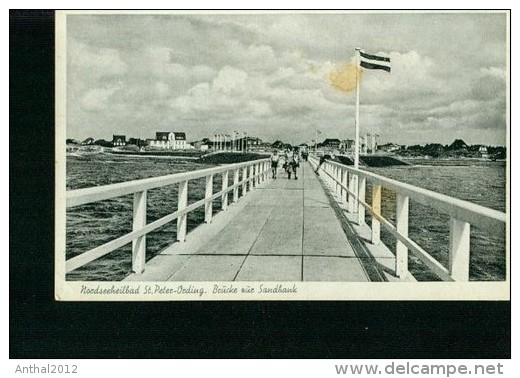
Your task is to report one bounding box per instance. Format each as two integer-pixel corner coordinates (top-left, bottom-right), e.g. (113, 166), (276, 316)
(191, 139), (211, 151)
(340, 139), (355, 151)
(478, 145), (489, 158)
(150, 132), (187, 150)
(247, 137), (271, 151)
(320, 138), (342, 149)
(112, 135), (126, 146)
(448, 139), (468, 151)
(378, 143), (402, 152)
(316, 138), (342, 152)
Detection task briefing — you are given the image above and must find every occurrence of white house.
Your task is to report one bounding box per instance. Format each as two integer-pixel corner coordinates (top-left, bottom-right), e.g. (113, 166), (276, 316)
(479, 145), (489, 159)
(150, 132), (187, 150)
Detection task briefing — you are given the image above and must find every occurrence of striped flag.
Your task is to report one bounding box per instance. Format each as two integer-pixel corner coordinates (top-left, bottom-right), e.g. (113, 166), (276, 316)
(360, 51), (391, 73)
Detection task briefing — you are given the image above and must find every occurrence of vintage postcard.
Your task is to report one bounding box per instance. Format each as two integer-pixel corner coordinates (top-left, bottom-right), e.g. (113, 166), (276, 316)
(55, 10), (510, 301)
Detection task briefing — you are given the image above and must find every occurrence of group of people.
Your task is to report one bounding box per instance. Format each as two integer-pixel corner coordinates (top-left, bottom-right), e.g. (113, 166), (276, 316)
(270, 148), (306, 180)
(269, 148), (334, 179)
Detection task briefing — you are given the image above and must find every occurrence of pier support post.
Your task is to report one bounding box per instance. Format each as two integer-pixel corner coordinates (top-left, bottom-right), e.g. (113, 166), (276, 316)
(256, 163), (261, 185)
(331, 165), (335, 192)
(349, 174), (358, 213)
(205, 174), (213, 223)
(449, 218), (470, 281)
(334, 167), (341, 196)
(177, 181), (188, 242)
(371, 184), (381, 244)
(233, 169), (239, 203)
(326, 163), (332, 187)
(249, 165), (255, 189)
(222, 171), (229, 210)
(396, 194), (409, 277)
(357, 176), (366, 225)
(242, 167), (248, 195)
(132, 190), (147, 274)
(341, 168), (348, 204)
(347, 172), (354, 213)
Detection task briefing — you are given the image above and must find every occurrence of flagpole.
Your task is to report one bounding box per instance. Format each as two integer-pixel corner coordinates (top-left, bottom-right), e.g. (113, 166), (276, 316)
(355, 47), (361, 169)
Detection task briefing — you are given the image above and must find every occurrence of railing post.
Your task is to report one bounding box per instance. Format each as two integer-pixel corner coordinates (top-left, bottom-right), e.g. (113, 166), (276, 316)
(395, 194), (409, 277)
(132, 190), (147, 274)
(357, 176), (366, 225)
(349, 174), (358, 213)
(341, 168), (348, 204)
(371, 184), (381, 244)
(449, 218), (471, 281)
(222, 170), (229, 210)
(329, 164), (334, 188)
(249, 164), (255, 189)
(205, 174), (213, 223)
(242, 166), (248, 194)
(331, 165), (335, 191)
(256, 163), (261, 185)
(348, 172), (354, 213)
(233, 168), (239, 203)
(177, 180), (188, 242)
(334, 167), (341, 196)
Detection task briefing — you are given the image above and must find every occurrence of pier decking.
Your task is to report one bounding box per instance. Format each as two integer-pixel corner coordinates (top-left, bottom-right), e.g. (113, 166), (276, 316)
(66, 153), (506, 283)
(124, 163), (404, 282)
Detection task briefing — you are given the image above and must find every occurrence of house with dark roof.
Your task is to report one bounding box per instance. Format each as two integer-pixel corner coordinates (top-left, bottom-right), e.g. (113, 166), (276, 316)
(112, 135), (126, 146)
(378, 143), (402, 152)
(150, 131), (187, 150)
(447, 139), (468, 151)
(320, 138), (342, 148)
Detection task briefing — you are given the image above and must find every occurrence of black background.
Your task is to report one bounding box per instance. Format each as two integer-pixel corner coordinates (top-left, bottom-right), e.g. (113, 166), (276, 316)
(9, 10), (510, 359)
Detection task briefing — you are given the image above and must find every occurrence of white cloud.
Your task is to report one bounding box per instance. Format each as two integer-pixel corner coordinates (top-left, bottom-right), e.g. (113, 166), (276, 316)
(212, 66), (248, 93)
(81, 83), (123, 111)
(145, 46), (217, 82)
(154, 82), (170, 97)
(69, 39), (127, 76)
(480, 67), (507, 81)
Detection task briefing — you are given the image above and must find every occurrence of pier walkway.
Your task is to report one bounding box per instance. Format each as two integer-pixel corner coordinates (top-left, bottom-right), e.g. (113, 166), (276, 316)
(125, 163), (401, 282)
(66, 154), (506, 283)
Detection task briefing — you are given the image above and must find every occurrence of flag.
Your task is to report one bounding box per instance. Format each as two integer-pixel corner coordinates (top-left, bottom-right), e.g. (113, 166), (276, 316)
(360, 51), (391, 73)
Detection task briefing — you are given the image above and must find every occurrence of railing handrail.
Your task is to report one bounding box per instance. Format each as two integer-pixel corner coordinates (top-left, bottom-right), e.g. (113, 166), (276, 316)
(67, 158), (270, 208)
(65, 157), (271, 273)
(312, 156), (506, 236)
(308, 154), (506, 281)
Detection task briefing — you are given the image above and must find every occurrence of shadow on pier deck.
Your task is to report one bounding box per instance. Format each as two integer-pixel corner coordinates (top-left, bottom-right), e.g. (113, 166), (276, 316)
(125, 163), (411, 282)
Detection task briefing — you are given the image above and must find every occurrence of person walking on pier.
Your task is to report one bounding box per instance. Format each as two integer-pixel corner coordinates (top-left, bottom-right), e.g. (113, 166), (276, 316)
(270, 149), (280, 179)
(287, 147), (300, 180)
(315, 152), (334, 175)
(283, 148), (292, 177)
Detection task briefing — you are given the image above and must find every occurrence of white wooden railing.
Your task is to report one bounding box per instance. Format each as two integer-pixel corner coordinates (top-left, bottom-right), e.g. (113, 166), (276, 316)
(66, 158), (271, 274)
(309, 155), (506, 281)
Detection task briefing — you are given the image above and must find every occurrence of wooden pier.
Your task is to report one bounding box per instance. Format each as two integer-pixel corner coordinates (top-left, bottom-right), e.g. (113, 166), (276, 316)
(124, 163), (404, 282)
(65, 155), (506, 283)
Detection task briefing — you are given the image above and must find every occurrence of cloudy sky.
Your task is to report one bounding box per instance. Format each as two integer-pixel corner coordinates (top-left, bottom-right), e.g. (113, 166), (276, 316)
(66, 12), (508, 145)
